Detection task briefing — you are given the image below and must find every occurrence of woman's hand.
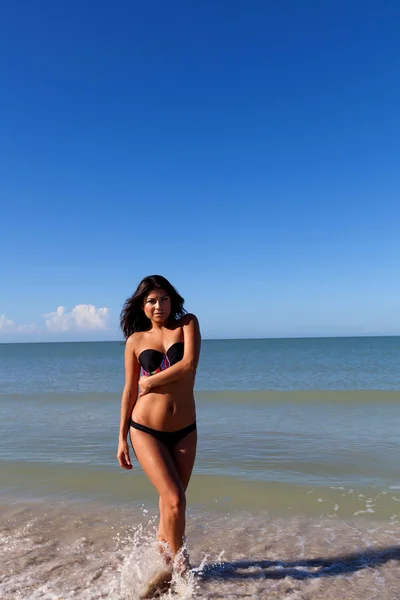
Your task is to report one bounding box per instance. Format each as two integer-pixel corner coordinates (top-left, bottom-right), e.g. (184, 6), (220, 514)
(138, 375), (153, 397)
(117, 439), (132, 470)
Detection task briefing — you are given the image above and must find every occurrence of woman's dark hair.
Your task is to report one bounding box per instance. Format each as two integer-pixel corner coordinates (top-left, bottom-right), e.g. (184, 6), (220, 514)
(120, 275), (187, 339)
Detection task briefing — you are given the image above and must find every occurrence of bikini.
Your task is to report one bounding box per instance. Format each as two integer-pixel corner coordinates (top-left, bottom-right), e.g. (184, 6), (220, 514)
(130, 341), (196, 450)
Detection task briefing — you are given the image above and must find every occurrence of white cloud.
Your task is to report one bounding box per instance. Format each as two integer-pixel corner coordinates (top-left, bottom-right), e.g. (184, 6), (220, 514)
(0, 314), (37, 333)
(0, 314), (15, 331)
(44, 305), (110, 332)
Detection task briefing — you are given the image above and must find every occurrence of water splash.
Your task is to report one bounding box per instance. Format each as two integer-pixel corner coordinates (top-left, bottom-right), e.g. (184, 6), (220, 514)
(118, 518), (196, 599)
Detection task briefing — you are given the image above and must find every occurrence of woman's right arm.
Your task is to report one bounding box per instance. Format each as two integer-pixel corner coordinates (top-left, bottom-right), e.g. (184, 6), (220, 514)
(117, 336), (140, 470)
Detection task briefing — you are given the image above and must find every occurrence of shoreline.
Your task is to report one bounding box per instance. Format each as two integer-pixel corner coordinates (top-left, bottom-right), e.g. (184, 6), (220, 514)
(2, 468), (400, 520)
(2, 499), (400, 599)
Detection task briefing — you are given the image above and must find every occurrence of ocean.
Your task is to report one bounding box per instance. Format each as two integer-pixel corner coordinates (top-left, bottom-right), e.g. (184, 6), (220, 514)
(1, 337), (400, 599)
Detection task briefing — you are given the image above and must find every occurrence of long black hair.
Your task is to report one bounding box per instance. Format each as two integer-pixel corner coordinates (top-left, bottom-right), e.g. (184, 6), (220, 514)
(120, 275), (187, 339)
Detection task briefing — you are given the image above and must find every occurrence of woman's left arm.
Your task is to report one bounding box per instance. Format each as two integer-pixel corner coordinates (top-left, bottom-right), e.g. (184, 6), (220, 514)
(138, 314), (201, 396)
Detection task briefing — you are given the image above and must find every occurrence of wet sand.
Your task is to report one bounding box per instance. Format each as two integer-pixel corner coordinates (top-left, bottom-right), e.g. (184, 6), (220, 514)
(1, 501), (400, 599)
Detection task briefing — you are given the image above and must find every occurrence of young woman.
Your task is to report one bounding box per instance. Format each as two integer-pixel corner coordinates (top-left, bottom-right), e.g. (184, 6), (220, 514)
(117, 275), (201, 593)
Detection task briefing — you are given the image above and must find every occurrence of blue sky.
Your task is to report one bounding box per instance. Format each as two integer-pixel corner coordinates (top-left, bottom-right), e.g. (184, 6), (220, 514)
(1, 0), (399, 342)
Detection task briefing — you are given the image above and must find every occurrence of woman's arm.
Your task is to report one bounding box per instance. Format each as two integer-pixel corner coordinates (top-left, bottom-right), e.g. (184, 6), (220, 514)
(139, 314), (201, 395)
(119, 336), (140, 441)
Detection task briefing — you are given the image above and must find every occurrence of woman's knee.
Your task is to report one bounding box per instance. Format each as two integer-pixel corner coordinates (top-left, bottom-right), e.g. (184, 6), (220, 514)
(162, 489), (186, 516)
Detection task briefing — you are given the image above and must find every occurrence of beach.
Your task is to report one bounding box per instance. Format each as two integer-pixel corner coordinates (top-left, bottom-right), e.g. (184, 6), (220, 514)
(1, 337), (400, 598)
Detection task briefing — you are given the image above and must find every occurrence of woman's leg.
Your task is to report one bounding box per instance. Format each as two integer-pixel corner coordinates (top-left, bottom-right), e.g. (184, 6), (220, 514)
(158, 428), (197, 546)
(172, 427), (197, 489)
(130, 428), (186, 555)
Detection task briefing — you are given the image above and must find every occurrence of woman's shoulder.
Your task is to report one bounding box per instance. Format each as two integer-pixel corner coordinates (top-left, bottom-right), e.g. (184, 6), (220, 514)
(177, 314), (200, 336)
(126, 331), (144, 348)
(178, 313), (199, 326)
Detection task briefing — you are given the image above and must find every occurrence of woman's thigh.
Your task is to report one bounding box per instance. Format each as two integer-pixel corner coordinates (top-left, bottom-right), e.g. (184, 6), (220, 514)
(171, 429), (197, 491)
(130, 428), (184, 500)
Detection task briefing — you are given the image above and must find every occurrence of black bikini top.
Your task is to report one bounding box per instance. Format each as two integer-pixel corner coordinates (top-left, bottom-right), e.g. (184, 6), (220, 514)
(138, 341), (184, 375)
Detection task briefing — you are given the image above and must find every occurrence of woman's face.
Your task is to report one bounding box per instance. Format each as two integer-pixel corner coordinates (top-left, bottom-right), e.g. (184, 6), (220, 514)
(143, 288), (171, 323)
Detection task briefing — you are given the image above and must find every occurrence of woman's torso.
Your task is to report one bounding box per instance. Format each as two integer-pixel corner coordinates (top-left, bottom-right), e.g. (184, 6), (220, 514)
(130, 326), (196, 431)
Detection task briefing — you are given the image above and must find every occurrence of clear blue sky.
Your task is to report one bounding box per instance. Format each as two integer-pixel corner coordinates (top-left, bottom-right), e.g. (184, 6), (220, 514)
(1, 0), (399, 342)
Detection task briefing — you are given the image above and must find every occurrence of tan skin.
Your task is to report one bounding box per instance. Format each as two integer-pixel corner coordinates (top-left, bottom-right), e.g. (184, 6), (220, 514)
(117, 288), (201, 560)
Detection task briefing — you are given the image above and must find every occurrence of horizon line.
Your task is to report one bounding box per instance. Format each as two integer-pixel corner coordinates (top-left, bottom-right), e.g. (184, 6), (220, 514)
(0, 333), (399, 345)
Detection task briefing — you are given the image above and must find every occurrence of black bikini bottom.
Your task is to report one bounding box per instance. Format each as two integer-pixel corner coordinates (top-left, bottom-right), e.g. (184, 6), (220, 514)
(130, 420), (196, 450)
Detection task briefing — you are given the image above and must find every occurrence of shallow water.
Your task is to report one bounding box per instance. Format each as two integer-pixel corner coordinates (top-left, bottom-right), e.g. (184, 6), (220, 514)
(1, 501), (400, 600)
(2, 390), (400, 492)
(1, 338), (400, 598)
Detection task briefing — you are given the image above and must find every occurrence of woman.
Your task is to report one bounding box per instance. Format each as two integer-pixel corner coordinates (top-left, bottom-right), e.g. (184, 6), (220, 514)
(117, 275), (201, 593)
